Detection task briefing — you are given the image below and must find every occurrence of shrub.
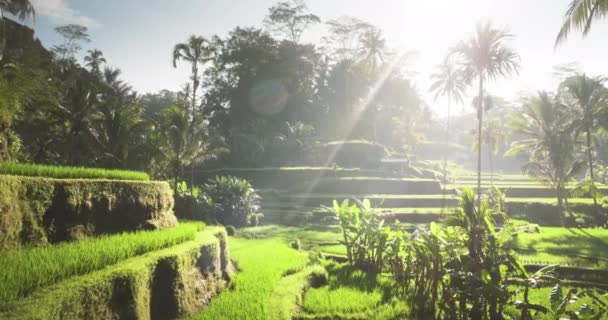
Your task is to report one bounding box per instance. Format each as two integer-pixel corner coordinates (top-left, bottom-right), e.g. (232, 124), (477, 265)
(200, 176), (262, 228)
(0, 162), (150, 180)
(225, 225), (236, 236)
(316, 140), (388, 168)
(173, 181), (204, 220)
(290, 239), (301, 250)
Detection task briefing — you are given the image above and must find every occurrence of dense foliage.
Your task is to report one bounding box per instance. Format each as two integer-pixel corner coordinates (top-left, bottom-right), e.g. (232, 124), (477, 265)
(330, 190), (608, 319)
(200, 176), (262, 227)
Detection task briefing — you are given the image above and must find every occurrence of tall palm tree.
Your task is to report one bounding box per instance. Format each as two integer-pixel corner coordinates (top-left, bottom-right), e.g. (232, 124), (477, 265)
(172, 35), (215, 125)
(357, 26), (387, 73)
(473, 118), (509, 186)
(0, 0), (34, 21)
(430, 58), (466, 194)
(507, 92), (585, 226)
(556, 0), (608, 45)
(158, 105), (226, 193)
(559, 74), (608, 214)
(0, 0), (35, 61)
(559, 74), (607, 181)
(84, 49), (106, 77)
(450, 22), (520, 215)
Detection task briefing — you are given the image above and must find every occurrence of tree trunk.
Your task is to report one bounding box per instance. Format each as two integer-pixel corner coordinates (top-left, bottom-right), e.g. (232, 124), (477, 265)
(587, 129), (595, 180)
(442, 95), (452, 210)
(0, 123), (9, 161)
(489, 147), (494, 187)
(557, 186), (565, 227)
(586, 129), (600, 215)
(190, 60), (199, 132)
(472, 76), (484, 320)
(477, 77), (484, 214)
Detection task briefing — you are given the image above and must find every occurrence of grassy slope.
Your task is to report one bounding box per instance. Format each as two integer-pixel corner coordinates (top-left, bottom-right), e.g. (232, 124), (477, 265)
(241, 225), (608, 270)
(190, 238), (309, 320)
(0, 222), (204, 303)
(2, 227), (225, 320)
(513, 227), (608, 269)
(0, 162), (150, 180)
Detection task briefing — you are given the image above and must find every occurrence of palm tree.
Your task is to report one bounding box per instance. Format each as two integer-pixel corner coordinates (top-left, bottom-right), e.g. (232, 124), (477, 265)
(556, 0), (608, 45)
(559, 74), (608, 215)
(158, 105), (226, 193)
(172, 35), (215, 124)
(507, 92), (585, 226)
(0, 0), (34, 21)
(84, 49), (106, 77)
(450, 22), (520, 214)
(0, 0), (35, 60)
(473, 118), (509, 186)
(357, 26), (387, 73)
(559, 74), (607, 181)
(430, 58), (466, 194)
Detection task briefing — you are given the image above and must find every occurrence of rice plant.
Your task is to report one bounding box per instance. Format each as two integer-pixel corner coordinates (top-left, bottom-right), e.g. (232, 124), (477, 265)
(0, 221), (204, 303)
(0, 162), (150, 181)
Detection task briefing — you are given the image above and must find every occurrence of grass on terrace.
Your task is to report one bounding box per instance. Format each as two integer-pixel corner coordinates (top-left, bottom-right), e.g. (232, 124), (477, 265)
(240, 224), (608, 270)
(513, 226), (608, 269)
(0, 221), (204, 304)
(189, 238), (309, 320)
(0, 162), (150, 181)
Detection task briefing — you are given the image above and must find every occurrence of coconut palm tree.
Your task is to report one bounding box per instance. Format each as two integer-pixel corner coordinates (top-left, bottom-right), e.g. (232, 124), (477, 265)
(0, 0), (35, 61)
(473, 118), (509, 186)
(84, 49), (106, 77)
(172, 35), (215, 124)
(357, 26), (387, 73)
(556, 0), (608, 45)
(507, 92), (585, 226)
(158, 105), (226, 193)
(430, 58), (466, 191)
(559, 74), (608, 215)
(559, 74), (608, 181)
(0, 0), (34, 21)
(450, 22), (520, 214)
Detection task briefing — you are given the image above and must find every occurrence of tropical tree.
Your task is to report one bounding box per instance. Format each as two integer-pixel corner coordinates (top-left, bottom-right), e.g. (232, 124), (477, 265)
(51, 24), (90, 62)
(357, 26), (387, 73)
(84, 49), (106, 77)
(559, 74), (607, 181)
(0, 0), (34, 20)
(559, 74), (608, 216)
(556, 0), (608, 44)
(430, 58), (466, 190)
(473, 118), (509, 186)
(450, 22), (520, 212)
(323, 16), (370, 61)
(0, 0), (35, 60)
(507, 92), (585, 225)
(172, 35), (215, 125)
(263, 0), (320, 43)
(157, 105), (226, 193)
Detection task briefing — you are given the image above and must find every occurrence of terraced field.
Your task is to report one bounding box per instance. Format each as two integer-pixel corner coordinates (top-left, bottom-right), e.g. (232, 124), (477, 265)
(0, 223), (230, 320)
(260, 172), (601, 226)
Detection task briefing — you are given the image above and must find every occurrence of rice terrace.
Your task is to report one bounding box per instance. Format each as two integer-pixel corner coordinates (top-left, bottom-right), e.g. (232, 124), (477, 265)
(2, 0), (608, 319)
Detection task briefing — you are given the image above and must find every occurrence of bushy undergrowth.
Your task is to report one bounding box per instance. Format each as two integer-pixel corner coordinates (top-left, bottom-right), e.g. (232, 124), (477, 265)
(317, 140), (388, 169)
(329, 189), (608, 319)
(201, 175), (263, 227)
(0, 162), (150, 180)
(190, 238), (308, 320)
(0, 221), (204, 304)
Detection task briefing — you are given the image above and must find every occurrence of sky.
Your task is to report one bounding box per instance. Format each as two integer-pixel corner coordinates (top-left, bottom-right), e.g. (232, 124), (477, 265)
(21, 0), (608, 117)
